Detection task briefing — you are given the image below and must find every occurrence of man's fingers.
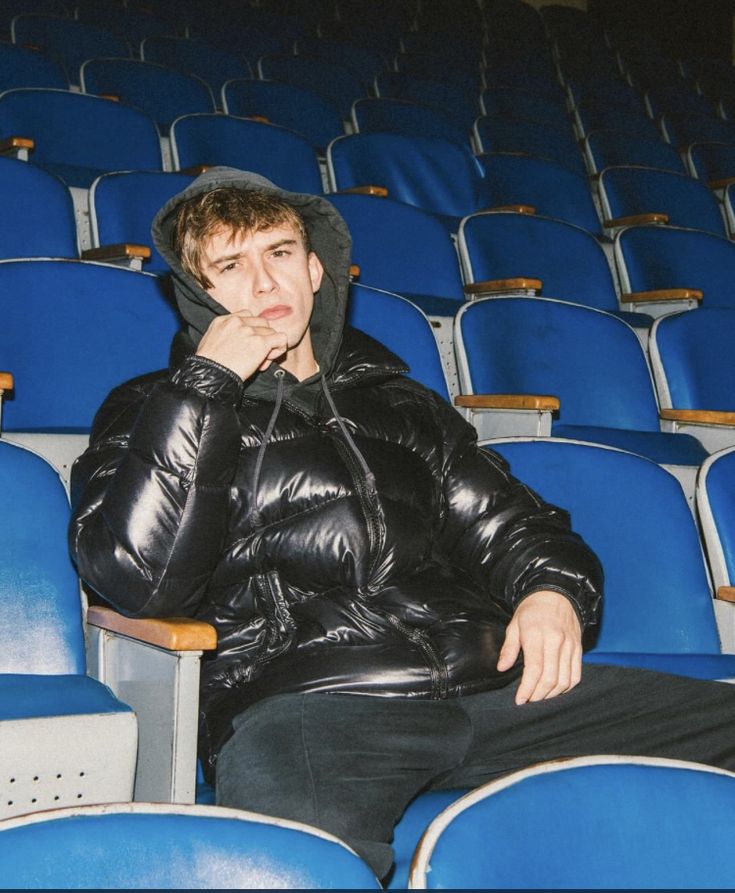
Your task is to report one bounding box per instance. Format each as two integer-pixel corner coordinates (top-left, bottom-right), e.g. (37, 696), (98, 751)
(496, 621), (521, 672)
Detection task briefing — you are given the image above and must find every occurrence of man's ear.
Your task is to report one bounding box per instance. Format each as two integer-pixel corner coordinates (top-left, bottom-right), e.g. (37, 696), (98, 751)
(308, 251), (324, 293)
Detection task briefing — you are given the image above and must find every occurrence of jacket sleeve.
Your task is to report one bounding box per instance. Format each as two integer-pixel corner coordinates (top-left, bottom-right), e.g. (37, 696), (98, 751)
(69, 356), (244, 619)
(433, 399), (603, 632)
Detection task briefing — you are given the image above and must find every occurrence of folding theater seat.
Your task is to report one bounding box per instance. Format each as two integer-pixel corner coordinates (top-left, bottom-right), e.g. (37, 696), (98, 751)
(171, 113), (323, 194)
(374, 71), (479, 134)
(480, 85), (570, 129)
(74, 0), (174, 49)
(659, 113), (735, 151)
(0, 802), (380, 889)
(142, 36), (252, 102)
(80, 58), (216, 134)
(351, 97), (469, 148)
(0, 438), (137, 821)
(411, 757), (735, 889)
(222, 79), (344, 153)
(0, 40), (67, 91)
(687, 141), (735, 188)
(473, 115), (588, 177)
(294, 36), (385, 94)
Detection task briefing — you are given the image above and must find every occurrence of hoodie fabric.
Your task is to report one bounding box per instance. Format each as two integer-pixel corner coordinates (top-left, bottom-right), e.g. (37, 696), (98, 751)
(70, 168), (603, 779)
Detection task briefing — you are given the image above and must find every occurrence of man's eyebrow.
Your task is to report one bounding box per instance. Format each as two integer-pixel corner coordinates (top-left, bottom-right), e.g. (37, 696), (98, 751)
(206, 238), (298, 269)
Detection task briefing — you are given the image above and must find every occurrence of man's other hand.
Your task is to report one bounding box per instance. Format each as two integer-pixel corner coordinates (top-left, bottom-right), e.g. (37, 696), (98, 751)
(196, 311), (288, 381)
(497, 590), (583, 705)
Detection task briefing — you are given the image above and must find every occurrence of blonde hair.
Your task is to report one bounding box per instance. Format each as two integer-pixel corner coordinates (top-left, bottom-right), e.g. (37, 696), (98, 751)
(171, 187), (311, 289)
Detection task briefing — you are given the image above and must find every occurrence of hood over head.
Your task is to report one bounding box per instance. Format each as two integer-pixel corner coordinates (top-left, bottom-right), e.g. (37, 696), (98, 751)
(152, 167), (353, 392)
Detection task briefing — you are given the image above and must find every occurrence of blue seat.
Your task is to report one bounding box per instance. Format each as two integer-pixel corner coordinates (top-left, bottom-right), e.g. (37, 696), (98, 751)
(480, 86), (570, 128)
(393, 51), (482, 93)
(455, 297), (707, 469)
(0, 40), (67, 90)
(412, 757), (735, 888)
(294, 36), (385, 92)
(491, 438), (731, 673)
(0, 802), (380, 888)
(374, 71), (478, 133)
(660, 112), (735, 150)
(478, 152), (603, 236)
(0, 439), (137, 820)
(346, 283), (451, 401)
(0, 155), (77, 258)
(352, 97), (468, 147)
(258, 53), (363, 121)
(584, 129), (686, 175)
(327, 133), (491, 232)
(473, 114), (587, 177)
(687, 140), (735, 185)
(598, 165), (728, 236)
(615, 224), (735, 310)
(171, 113), (322, 194)
(332, 194), (465, 319)
(458, 211), (653, 329)
(0, 88), (162, 188)
(572, 101), (661, 142)
(75, 1), (174, 49)
(142, 36), (252, 101)
(11, 14), (130, 86)
(80, 58), (215, 133)
(89, 171), (195, 274)
(222, 78), (343, 152)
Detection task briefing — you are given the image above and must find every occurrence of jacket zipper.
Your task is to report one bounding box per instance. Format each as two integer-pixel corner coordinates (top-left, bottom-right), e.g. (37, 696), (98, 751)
(383, 613), (449, 699)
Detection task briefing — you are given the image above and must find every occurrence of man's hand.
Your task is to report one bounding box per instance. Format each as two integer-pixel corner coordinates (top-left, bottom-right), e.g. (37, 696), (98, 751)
(196, 311), (288, 381)
(497, 590), (583, 705)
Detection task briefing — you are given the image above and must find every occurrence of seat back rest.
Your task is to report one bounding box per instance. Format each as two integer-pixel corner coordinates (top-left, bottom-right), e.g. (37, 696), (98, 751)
(698, 446), (735, 589)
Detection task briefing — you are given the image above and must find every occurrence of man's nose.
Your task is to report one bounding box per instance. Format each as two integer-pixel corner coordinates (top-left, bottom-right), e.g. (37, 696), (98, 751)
(253, 261), (277, 296)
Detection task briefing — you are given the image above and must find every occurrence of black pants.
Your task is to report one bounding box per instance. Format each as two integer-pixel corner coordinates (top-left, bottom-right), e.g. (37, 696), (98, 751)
(216, 664), (735, 879)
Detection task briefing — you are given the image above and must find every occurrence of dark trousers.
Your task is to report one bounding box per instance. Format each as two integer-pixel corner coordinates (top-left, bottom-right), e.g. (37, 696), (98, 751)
(215, 664), (735, 879)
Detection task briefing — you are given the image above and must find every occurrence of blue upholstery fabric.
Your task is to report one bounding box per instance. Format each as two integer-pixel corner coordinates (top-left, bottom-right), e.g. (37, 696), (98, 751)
(0, 675), (132, 720)
(616, 224), (735, 310)
(258, 53), (363, 120)
(0, 807), (381, 888)
(80, 59), (215, 132)
(172, 113), (322, 194)
(600, 165), (727, 236)
(222, 79), (343, 151)
(700, 447), (735, 582)
(480, 86), (569, 127)
(474, 115), (587, 177)
(0, 88), (162, 188)
(662, 113), (735, 150)
(0, 41), (67, 90)
(352, 97), (468, 147)
(142, 36), (252, 96)
(91, 171), (195, 273)
(347, 283), (450, 401)
(415, 761), (735, 888)
(551, 424), (707, 465)
(688, 140), (735, 183)
(653, 308), (735, 410)
(585, 130), (686, 175)
(0, 260), (177, 431)
(374, 72), (478, 132)
(492, 440), (721, 656)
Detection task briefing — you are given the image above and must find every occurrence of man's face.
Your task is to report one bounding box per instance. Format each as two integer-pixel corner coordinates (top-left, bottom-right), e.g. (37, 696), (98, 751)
(201, 222), (324, 374)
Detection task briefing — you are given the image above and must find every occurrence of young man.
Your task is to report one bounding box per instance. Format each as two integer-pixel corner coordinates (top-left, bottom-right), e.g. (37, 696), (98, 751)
(70, 168), (735, 879)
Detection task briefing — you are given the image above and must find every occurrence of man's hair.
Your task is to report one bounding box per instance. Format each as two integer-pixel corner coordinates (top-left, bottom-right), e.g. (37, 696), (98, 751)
(171, 186), (311, 289)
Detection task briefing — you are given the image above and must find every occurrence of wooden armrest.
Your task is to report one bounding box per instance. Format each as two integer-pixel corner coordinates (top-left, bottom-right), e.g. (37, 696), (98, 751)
(0, 136), (34, 154)
(603, 212), (669, 227)
(82, 243), (152, 262)
(349, 264), (360, 280)
(337, 185), (389, 197)
(660, 408), (735, 426)
(717, 586), (735, 603)
(464, 277), (542, 296)
(246, 114), (270, 123)
(708, 177), (735, 190)
(487, 204), (536, 215)
(99, 93), (120, 102)
(183, 165), (212, 176)
(0, 371), (14, 392)
(87, 605), (217, 651)
(621, 288), (703, 304)
(455, 393), (560, 411)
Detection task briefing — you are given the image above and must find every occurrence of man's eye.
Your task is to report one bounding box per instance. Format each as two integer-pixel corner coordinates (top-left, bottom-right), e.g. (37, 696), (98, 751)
(271, 249), (290, 258)
(221, 262), (237, 272)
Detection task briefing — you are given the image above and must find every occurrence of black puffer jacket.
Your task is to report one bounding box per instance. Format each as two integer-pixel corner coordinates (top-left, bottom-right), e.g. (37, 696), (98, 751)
(69, 169), (603, 775)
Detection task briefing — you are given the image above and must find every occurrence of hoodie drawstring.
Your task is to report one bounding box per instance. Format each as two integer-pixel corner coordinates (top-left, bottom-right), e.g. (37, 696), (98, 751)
(248, 369), (286, 529)
(321, 376), (377, 495)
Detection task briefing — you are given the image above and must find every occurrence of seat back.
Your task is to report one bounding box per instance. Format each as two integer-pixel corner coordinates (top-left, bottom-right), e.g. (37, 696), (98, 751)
(478, 152), (602, 235)
(0, 88), (162, 187)
(347, 283), (450, 401)
(599, 165), (727, 236)
(0, 440), (85, 674)
(374, 71), (478, 132)
(258, 53), (363, 120)
(650, 308), (735, 410)
(687, 140), (735, 184)
(327, 133), (489, 221)
(458, 211), (618, 313)
(171, 113), (322, 194)
(473, 116), (586, 177)
(0, 41), (67, 90)
(0, 803), (380, 888)
(329, 193), (464, 303)
(412, 757), (735, 889)
(480, 86), (569, 128)
(0, 260), (178, 431)
(352, 97), (468, 147)
(585, 130), (686, 175)
(615, 224), (735, 310)
(81, 58), (215, 132)
(142, 36), (252, 96)
(698, 445), (735, 589)
(222, 78), (343, 151)
(0, 156), (77, 257)
(455, 297), (661, 431)
(491, 438), (719, 653)
(89, 171), (195, 273)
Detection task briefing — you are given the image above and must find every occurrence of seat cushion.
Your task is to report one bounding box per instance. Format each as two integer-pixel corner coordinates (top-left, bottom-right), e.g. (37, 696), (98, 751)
(0, 674), (132, 721)
(585, 652), (735, 680)
(552, 425), (708, 466)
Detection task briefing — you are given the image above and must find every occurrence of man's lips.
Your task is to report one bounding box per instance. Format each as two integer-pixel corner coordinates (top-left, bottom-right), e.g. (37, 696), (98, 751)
(258, 305), (292, 321)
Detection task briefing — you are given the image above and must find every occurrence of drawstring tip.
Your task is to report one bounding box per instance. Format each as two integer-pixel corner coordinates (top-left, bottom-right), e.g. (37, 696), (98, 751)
(365, 471), (377, 493)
